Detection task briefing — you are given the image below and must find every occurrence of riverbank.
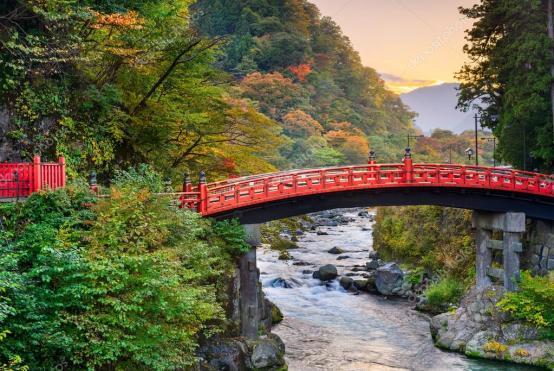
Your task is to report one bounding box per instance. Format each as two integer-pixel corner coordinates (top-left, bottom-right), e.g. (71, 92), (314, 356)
(259, 209), (541, 370)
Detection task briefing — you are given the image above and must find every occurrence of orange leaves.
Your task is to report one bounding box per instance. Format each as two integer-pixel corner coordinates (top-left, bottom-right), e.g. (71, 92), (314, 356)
(240, 72), (302, 119)
(287, 63), (312, 82)
(90, 10), (144, 30)
(282, 110), (323, 137)
(324, 123), (369, 163)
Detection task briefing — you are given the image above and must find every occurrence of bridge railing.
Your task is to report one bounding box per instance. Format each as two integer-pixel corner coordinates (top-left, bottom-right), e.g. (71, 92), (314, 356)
(0, 156), (66, 199)
(179, 155), (554, 216)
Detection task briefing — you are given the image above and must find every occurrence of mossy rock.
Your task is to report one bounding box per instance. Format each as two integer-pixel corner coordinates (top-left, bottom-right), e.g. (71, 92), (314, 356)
(271, 305), (284, 325)
(272, 238), (299, 251)
(278, 251), (292, 260)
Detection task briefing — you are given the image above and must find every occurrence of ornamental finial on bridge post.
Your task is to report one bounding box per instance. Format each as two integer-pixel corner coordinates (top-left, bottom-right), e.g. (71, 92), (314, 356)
(89, 171), (98, 194)
(198, 171), (208, 214)
(368, 150), (376, 165)
(403, 148), (414, 183)
(183, 172), (191, 193)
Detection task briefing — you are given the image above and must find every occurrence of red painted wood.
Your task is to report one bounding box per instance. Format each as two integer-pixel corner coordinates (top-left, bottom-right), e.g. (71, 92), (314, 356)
(181, 164), (554, 217)
(0, 158), (66, 199)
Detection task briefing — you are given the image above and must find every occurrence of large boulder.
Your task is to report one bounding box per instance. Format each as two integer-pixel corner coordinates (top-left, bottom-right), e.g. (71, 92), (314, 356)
(248, 334), (286, 369)
(430, 285), (554, 369)
(375, 263), (404, 295)
(198, 338), (249, 371)
(313, 264), (338, 281)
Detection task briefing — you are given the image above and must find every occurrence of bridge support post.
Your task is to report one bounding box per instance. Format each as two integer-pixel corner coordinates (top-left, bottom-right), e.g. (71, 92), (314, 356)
(474, 221), (493, 290)
(472, 211), (525, 291)
(239, 224), (261, 339)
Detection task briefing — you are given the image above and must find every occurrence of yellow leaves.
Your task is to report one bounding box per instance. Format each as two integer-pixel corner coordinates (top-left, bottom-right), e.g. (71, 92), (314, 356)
(483, 341), (508, 354)
(514, 348), (530, 357)
(90, 10), (144, 30)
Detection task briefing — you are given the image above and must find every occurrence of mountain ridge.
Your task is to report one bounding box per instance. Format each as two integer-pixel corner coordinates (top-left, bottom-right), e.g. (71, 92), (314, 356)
(401, 83), (478, 134)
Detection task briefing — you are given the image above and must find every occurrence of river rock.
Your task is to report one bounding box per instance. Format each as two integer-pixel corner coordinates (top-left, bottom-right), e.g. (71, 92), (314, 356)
(316, 231), (329, 236)
(368, 250), (379, 259)
(353, 279), (368, 291)
(337, 255), (351, 260)
(365, 258), (380, 270)
(198, 338), (249, 370)
(248, 334), (286, 369)
(358, 210), (370, 217)
(375, 263), (404, 295)
(267, 277), (302, 289)
(339, 276), (354, 290)
(328, 246), (344, 254)
(314, 264), (338, 281)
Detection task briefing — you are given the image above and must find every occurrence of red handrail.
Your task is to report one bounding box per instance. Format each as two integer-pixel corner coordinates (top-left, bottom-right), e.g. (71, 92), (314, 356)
(0, 156), (67, 199)
(181, 162), (554, 217)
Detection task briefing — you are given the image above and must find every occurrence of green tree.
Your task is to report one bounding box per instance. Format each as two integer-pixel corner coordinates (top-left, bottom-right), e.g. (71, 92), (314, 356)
(457, 0), (554, 171)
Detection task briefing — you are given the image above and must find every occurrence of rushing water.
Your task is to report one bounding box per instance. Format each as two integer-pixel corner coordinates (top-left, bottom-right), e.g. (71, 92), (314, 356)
(258, 209), (541, 371)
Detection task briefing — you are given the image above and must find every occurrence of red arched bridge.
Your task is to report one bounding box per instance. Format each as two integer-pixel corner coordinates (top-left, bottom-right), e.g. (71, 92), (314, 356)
(180, 154), (554, 223)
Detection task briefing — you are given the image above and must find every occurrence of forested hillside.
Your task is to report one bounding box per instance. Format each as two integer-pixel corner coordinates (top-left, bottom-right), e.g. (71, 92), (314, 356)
(0, 0), (414, 185)
(185, 0), (414, 166)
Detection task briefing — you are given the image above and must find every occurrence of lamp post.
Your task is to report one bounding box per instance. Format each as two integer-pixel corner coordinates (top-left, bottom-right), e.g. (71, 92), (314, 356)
(407, 134), (424, 149)
(474, 114), (481, 166)
(481, 137), (497, 167)
(465, 147), (475, 164)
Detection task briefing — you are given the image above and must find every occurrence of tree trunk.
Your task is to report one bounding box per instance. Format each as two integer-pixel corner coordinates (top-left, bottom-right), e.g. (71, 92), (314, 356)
(547, 0), (554, 141)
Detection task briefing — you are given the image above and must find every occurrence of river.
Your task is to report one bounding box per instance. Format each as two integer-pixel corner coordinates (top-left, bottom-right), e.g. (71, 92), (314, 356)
(257, 209), (541, 371)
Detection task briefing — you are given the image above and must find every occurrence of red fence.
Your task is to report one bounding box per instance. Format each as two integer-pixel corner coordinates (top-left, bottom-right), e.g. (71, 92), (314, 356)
(0, 156), (66, 199)
(180, 159), (554, 217)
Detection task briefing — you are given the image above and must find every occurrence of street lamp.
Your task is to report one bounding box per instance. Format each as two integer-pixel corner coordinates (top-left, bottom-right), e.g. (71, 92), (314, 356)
(407, 134), (424, 149)
(481, 137), (497, 167)
(465, 147), (475, 163)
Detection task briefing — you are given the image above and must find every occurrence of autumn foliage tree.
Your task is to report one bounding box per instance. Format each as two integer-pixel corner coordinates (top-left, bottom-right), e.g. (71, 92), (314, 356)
(282, 110), (323, 138)
(324, 122), (369, 164)
(287, 63), (312, 82)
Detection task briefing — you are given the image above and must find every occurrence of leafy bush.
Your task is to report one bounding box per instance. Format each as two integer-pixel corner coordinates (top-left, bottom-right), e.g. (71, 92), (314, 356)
(497, 272), (554, 338)
(373, 206), (475, 281)
(424, 278), (464, 307)
(0, 168), (248, 370)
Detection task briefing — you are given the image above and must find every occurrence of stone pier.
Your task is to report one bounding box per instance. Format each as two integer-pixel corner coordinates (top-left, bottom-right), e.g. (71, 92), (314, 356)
(472, 212), (525, 291)
(527, 219), (554, 275)
(239, 224), (261, 339)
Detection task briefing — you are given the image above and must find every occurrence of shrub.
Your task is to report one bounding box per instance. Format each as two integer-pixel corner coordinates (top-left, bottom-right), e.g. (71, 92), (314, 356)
(373, 206), (475, 281)
(424, 278), (464, 307)
(0, 168), (248, 370)
(497, 271), (554, 337)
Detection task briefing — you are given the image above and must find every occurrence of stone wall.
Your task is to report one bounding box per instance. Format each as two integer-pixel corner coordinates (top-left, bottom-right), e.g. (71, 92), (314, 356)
(524, 220), (554, 275)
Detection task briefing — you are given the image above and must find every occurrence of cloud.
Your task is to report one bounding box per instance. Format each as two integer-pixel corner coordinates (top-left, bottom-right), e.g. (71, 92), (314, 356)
(379, 72), (440, 94)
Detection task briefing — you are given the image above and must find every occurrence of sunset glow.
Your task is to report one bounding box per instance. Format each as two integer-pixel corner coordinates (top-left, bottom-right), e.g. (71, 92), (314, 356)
(310, 0), (479, 93)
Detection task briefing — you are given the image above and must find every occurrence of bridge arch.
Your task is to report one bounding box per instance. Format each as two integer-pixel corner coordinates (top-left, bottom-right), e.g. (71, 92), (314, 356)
(180, 158), (554, 224)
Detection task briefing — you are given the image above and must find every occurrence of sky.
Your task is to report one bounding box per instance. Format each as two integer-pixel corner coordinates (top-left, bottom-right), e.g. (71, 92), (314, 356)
(310, 0), (479, 94)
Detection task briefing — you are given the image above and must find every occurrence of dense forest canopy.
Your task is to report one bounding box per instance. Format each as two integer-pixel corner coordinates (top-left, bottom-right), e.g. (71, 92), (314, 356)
(0, 0), (416, 184)
(194, 0), (415, 165)
(457, 0), (554, 171)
